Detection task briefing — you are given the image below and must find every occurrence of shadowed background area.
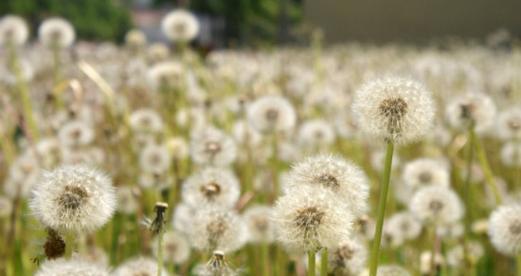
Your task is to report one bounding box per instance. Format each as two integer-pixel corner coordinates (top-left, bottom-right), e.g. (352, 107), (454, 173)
(304, 0), (521, 43)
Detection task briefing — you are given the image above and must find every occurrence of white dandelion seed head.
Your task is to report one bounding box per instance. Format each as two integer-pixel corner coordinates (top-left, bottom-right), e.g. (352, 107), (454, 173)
(4, 152), (41, 198)
(161, 9), (199, 42)
(182, 167), (240, 209)
(139, 143), (172, 175)
(30, 165), (116, 233)
(35, 258), (109, 276)
(328, 238), (367, 275)
(172, 202), (197, 233)
(152, 231), (191, 264)
(334, 112), (359, 139)
(500, 142), (521, 167)
(0, 196), (13, 218)
(190, 126), (237, 167)
(420, 251), (444, 275)
(167, 136), (189, 160)
(393, 181), (415, 207)
(243, 205), (276, 243)
(79, 246), (109, 267)
(247, 95), (297, 134)
(193, 251), (239, 276)
(496, 106), (521, 140)
(471, 218), (489, 235)
(35, 138), (61, 168)
(232, 120), (263, 147)
(39, 17), (75, 48)
(272, 186), (354, 253)
(410, 186), (464, 226)
(0, 15), (29, 46)
(489, 204), (521, 256)
(436, 222), (464, 239)
(360, 264), (411, 276)
(125, 29), (147, 48)
(384, 211), (422, 247)
(189, 207), (247, 253)
(446, 241), (484, 267)
(129, 109), (164, 134)
(352, 77), (435, 144)
(402, 158), (450, 190)
(147, 43), (170, 63)
(297, 119), (336, 150)
(0, 58), (34, 85)
(285, 154), (369, 217)
(113, 256), (169, 276)
(445, 92), (496, 134)
(147, 61), (184, 90)
(58, 120), (95, 148)
(116, 186), (139, 215)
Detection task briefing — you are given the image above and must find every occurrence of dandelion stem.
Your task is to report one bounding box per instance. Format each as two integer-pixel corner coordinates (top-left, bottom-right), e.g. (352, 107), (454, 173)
(157, 228), (164, 276)
(516, 255), (521, 276)
(369, 141), (395, 276)
(463, 123), (475, 274)
(320, 247), (328, 276)
(261, 243), (270, 276)
(308, 250), (316, 276)
(474, 136), (502, 204)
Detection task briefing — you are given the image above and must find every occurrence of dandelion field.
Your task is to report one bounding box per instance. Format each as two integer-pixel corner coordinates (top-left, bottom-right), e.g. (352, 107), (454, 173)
(0, 10), (521, 276)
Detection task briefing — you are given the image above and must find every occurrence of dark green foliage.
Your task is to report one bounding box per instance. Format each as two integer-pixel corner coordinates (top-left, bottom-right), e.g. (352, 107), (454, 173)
(0, 0), (133, 42)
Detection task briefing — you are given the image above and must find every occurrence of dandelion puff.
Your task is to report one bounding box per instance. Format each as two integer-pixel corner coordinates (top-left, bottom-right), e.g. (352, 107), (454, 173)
(190, 126), (237, 167)
(285, 154), (369, 217)
(147, 61), (184, 91)
(247, 95), (297, 134)
(497, 106), (521, 140)
(116, 186), (139, 215)
(420, 251), (444, 275)
(352, 77), (435, 144)
(139, 143), (172, 175)
(182, 167), (240, 209)
(38, 17), (75, 48)
(129, 109), (164, 134)
(4, 152), (40, 198)
(58, 120), (95, 148)
(446, 241), (484, 267)
(35, 258), (109, 276)
(243, 205), (276, 243)
(272, 186), (354, 253)
(360, 264), (411, 276)
(172, 202), (196, 233)
(0, 15), (29, 46)
(152, 230), (191, 264)
(189, 207), (247, 253)
(112, 256), (169, 276)
(30, 165), (116, 233)
(401, 158), (450, 190)
(410, 185), (464, 226)
(500, 142), (521, 167)
(384, 211), (422, 247)
(329, 238), (367, 275)
(445, 92), (496, 134)
(194, 251), (238, 276)
(147, 43), (170, 63)
(297, 119), (336, 150)
(489, 204), (521, 256)
(125, 29), (147, 49)
(161, 9), (200, 43)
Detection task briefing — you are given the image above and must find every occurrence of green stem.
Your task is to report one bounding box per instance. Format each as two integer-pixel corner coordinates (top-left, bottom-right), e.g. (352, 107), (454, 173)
(516, 255), (521, 276)
(157, 229), (164, 276)
(474, 136), (502, 204)
(320, 248), (328, 276)
(261, 243), (270, 276)
(369, 141), (395, 276)
(308, 250), (316, 276)
(463, 124), (475, 275)
(110, 213), (122, 265)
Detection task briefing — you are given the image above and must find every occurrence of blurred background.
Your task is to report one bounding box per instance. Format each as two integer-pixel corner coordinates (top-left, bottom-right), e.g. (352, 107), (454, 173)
(1, 0), (520, 47)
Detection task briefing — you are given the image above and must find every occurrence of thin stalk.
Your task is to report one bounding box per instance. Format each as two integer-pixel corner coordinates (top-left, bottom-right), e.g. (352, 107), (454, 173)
(320, 248), (328, 276)
(463, 123), (475, 275)
(308, 250), (316, 276)
(157, 229), (164, 276)
(261, 243), (270, 276)
(474, 136), (502, 204)
(369, 141), (395, 276)
(517, 255), (521, 276)
(110, 213), (122, 265)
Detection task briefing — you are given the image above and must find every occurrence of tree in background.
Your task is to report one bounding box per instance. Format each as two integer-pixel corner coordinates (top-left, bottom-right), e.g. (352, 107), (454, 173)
(0, 0), (132, 42)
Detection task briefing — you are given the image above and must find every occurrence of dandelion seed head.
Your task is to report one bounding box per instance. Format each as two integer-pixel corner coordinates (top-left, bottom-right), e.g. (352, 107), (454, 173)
(402, 158), (450, 190)
(139, 143), (172, 175)
(497, 106), (521, 140)
(297, 119), (336, 150)
(58, 120), (95, 148)
(152, 231), (191, 264)
(500, 142), (521, 167)
(35, 258), (109, 276)
(190, 126), (237, 167)
(147, 61), (184, 90)
(0, 15), (29, 46)
(182, 167), (240, 209)
(329, 238), (367, 275)
(273, 186), (354, 253)
(243, 205), (276, 243)
(247, 95), (297, 134)
(39, 17), (75, 48)
(384, 211), (422, 247)
(410, 186), (464, 226)
(352, 77), (435, 144)
(446, 92), (496, 134)
(113, 256), (169, 276)
(129, 109), (164, 133)
(30, 165), (116, 233)
(162, 9), (199, 42)
(489, 204), (521, 256)
(125, 29), (147, 48)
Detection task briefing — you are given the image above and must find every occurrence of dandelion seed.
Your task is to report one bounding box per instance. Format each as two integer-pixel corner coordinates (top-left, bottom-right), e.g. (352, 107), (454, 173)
(410, 186), (464, 226)
(247, 95), (297, 134)
(161, 9), (200, 43)
(182, 167), (240, 209)
(402, 158), (450, 190)
(352, 77), (435, 144)
(190, 126), (237, 167)
(445, 92), (496, 134)
(30, 165), (116, 233)
(489, 204), (521, 256)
